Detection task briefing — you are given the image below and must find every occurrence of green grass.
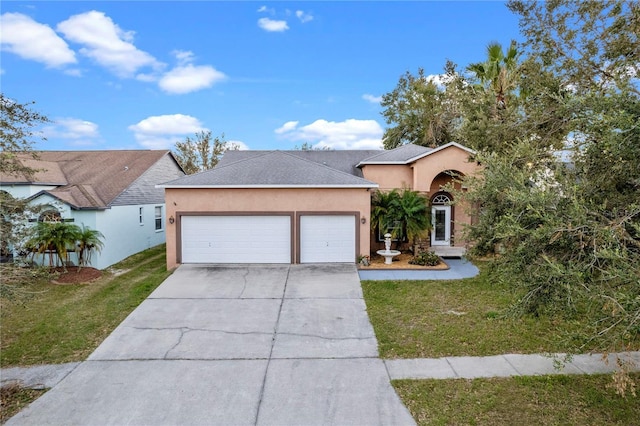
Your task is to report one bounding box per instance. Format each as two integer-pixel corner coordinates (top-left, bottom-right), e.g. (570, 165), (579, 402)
(0, 244), (172, 367)
(393, 374), (640, 426)
(361, 264), (608, 358)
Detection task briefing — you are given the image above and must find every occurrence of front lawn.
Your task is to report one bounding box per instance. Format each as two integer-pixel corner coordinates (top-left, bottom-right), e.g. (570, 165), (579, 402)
(393, 374), (640, 426)
(361, 263), (625, 358)
(362, 263), (639, 424)
(0, 244), (172, 367)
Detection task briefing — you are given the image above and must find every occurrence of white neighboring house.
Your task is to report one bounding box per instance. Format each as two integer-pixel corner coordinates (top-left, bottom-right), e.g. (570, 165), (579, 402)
(0, 150), (185, 269)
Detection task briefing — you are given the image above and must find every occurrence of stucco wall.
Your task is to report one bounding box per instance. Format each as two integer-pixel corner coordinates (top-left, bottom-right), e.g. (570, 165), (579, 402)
(361, 165), (413, 191)
(0, 184), (59, 199)
(413, 145), (479, 192)
(17, 197), (166, 269)
(164, 187), (371, 270)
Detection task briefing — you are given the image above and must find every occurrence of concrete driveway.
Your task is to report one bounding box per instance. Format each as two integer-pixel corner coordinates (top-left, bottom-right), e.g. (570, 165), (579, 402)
(7, 264), (415, 426)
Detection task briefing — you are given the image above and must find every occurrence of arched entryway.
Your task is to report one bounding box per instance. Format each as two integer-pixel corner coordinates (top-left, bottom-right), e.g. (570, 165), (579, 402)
(430, 192), (453, 246)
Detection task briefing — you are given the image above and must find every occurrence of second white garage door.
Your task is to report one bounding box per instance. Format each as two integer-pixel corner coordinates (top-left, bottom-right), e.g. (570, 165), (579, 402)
(181, 215), (291, 263)
(299, 215), (356, 263)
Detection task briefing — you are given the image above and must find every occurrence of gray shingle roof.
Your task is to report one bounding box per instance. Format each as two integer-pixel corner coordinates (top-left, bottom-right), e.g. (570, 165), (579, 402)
(357, 144), (433, 164)
(219, 149), (381, 178)
(162, 151), (378, 188)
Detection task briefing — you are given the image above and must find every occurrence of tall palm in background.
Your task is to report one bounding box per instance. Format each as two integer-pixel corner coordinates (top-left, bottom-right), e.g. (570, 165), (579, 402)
(467, 41), (520, 109)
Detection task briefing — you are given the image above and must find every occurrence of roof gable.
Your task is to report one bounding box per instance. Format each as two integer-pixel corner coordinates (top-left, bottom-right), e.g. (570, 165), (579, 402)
(358, 142), (475, 166)
(1, 150), (178, 209)
(161, 151), (378, 188)
(358, 144), (433, 165)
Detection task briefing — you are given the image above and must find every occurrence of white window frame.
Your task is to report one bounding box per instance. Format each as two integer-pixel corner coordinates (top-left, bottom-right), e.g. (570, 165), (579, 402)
(154, 206), (163, 231)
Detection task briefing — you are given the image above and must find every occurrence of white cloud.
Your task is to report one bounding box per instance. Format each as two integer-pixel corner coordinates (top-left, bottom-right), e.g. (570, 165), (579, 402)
(275, 118), (383, 150)
(257, 17), (289, 32)
(42, 118), (100, 145)
(275, 121), (299, 134)
(173, 49), (194, 66)
(57, 10), (163, 78)
(362, 94), (382, 104)
(128, 114), (208, 149)
(227, 140), (249, 150)
(295, 10), (314, 23)
(159, 64), (226, 94)
(425, 73), (457, 89)
(0, 12), (76, 68)
(257, 5), (272, 13)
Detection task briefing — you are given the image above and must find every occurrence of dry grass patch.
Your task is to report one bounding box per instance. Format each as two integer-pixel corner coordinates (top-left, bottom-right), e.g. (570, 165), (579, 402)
(0, 382), (46, 423)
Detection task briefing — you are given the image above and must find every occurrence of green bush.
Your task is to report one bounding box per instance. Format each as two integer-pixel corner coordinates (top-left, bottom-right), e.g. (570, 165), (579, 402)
(409, 251), (441, 266)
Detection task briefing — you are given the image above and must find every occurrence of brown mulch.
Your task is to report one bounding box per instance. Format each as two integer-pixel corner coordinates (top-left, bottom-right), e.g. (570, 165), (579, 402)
(360, 251), (449, 270)
(50, 267), (102, 284)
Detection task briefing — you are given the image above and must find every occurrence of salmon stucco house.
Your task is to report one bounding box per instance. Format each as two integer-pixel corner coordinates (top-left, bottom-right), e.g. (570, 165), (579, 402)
(159, 142), (480, 270)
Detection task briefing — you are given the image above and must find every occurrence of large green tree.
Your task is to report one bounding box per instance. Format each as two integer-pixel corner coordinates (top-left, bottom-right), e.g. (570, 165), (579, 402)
(458, 0), (640, 373)
(172, 131), (239, 174)
(0, 94), (50, 265)
(380, 66), (459, 149)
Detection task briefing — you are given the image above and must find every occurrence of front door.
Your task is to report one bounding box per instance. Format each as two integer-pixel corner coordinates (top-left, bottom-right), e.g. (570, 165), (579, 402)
(431, 205), (451, 246)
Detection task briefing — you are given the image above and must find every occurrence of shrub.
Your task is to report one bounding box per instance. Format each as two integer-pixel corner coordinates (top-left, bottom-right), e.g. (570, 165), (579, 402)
(409, 251), (441, 266)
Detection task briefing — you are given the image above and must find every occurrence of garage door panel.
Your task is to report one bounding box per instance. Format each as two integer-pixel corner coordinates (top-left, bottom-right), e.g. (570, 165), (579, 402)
(300, 215), (355, 263)
(181, 216), (291, 263)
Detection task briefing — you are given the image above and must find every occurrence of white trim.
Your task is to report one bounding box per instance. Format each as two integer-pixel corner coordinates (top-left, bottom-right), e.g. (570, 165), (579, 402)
(405, 142), (476, 164)
(357, 142), (476, 166)
(157, 184), (379, 189)
(431, 205), (451, 246)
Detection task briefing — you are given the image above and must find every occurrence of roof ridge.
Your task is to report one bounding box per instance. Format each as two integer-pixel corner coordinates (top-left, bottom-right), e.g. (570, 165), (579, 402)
(277, 151), (376, 183)
(358, 144), (408, 162)
(191, 150), (276, 175)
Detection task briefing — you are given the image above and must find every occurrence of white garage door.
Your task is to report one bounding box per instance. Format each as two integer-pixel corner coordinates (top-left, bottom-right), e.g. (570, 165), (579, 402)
(300, 215), (356, 263)
(181, 215), (291, 263)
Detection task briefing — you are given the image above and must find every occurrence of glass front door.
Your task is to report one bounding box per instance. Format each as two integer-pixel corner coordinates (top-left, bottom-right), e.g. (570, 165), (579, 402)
(431, 205), (451, 246)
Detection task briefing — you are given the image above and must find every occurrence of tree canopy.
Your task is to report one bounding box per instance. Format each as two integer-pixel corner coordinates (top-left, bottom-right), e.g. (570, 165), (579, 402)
(172, 131), (239, 174)
(380, 0), (639, 383)
(0, 93), (50, 178)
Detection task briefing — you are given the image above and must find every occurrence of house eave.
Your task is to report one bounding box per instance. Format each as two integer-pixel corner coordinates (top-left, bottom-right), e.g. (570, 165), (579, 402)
(157, 184), (379, 189)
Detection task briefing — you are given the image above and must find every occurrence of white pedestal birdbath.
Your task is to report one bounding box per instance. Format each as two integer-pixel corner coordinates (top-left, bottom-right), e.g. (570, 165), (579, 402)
(376, 233), (401, 264)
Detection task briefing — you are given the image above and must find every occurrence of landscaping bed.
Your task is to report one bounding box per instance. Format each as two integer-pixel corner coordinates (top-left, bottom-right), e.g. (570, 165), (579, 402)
(360, 251), (449, 270)
(50, 267), (102, 284)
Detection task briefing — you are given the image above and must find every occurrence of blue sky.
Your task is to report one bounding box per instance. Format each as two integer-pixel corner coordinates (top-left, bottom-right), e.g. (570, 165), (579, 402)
(1, 1), (522, 151)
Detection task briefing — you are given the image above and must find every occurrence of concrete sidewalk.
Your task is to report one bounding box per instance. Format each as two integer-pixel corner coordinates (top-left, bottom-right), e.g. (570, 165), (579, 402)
(5, 352), (639, 390)
(358, 258), (479, 280)
(385, 352), (640, 380)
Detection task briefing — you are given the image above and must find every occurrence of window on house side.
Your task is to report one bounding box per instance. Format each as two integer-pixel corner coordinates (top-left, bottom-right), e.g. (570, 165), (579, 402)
(155, 206), (162, 231)
(139, 207), (144, 225)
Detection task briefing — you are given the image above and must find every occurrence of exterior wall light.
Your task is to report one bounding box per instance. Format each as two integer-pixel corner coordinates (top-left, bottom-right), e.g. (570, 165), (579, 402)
(361, 217), (366, 224)
(169, 216), (175, 224)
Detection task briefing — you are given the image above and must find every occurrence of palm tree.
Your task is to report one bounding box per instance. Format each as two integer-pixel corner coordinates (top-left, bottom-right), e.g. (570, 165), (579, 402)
(371, 189), (431, 250)
(467, 40), (519, 109)
(371, 189), (401, 241)
(27, 222), (80, 268)
(396, 189), (430, 246)
(76, 225), (104, 269)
